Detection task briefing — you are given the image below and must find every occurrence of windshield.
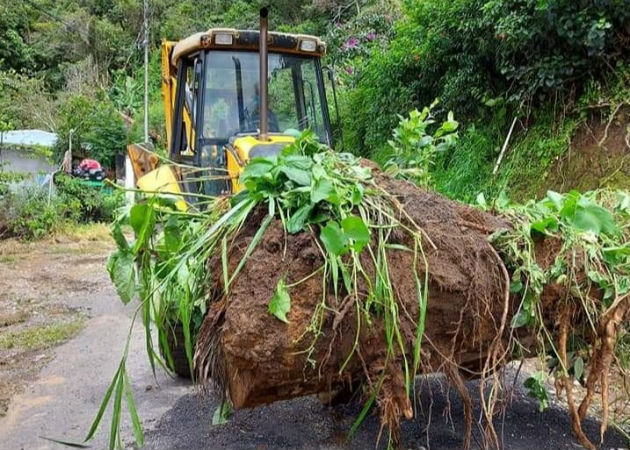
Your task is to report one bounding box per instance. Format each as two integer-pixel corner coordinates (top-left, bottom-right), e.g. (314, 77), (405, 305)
(202, 50), (328, 142)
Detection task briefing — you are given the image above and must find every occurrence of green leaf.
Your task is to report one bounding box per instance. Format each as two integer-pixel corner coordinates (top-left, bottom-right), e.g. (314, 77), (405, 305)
(601, 246), (630, 265)
(130, 202), (156, 252)
(268, 278), (291, 323)
(129, 203), (149, 235)
(108, 364), (125, 449)
(511, 307), (530, 328)
(240, 158), (276, 190)
(571, 200), (617, 236)
(311, 178), (337, 204)
(284, 154), (313, 170)
(163, 215), (181, 253)
(212, 401), (232, 425)
(111, 223), (129, 251)
(524, 371), (549, 412)
(573, 356), (584, 381)
(476, 192), (487, 209)
(279, 166), (311, 186)
(320, 221), (346, 256)
(530, 216), (558, 235)
(546, 190), (565, 210)
(509, 279), (524, 293)
(286, 203), (313, 234)
(615, 191), (630, 214)
(40, 437), (91, 448)
(559, 191), (578, 219)
(84, 363), (122, 442)
(351, 185), (364, 205)
(123, 369), (144, 446)
(341, 215), (370, 252)
(511, 293), (535, 328)
(106, 250), (136, 304)
(242, 158), (275, 177)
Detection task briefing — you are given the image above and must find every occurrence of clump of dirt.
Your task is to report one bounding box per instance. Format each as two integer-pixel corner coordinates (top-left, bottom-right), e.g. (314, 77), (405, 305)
(195, 177), (516, 448)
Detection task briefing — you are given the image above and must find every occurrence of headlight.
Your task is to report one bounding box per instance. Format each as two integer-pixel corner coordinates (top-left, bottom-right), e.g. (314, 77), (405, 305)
(299, 39), (317, 52)
(215, 33), (234, 45)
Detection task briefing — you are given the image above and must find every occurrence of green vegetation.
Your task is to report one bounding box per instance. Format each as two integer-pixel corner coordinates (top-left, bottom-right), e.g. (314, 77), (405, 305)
(100, 132), (629, 449)
(54, 95), (127, 166)
(0, 185), (63, 239)
(340, 0), (629, 201)
(379, 102), (459, 188)
(0, 176), (123, 240)
(2, 0), (626, 202)
(489, 189), (630, 448)
(0, 316), (84, 350)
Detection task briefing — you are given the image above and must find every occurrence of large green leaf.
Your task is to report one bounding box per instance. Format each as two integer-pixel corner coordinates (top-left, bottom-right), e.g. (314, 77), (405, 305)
(268, 278), (291, 323)
(320, 221), (346, 256)
(571, 199), (617, 236)
(279, 166), (311, 186)
(341, 215), (370, 252)
(286, 203), (313, 234)
(106, 250), (136, 304)
(311, 178), (336, 204)
(284, 154), (313, 170)
(240, 158), (276, 189)
(129, 203), (148, 235)
(130, 203), (156, 252)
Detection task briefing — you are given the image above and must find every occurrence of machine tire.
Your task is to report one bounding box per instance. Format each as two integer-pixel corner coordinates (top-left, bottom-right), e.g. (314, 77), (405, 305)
(164, 324), (192, 379)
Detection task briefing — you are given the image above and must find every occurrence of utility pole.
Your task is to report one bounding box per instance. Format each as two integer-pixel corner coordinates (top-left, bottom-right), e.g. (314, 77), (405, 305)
(143, 0), (150, 143)
(125, 0), (150, 204)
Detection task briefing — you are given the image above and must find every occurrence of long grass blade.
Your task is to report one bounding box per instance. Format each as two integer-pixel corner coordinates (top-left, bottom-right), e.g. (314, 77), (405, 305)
(123, 369), (144, 446)
(108, 363), (126, 450)
(84, 362), (122, 442)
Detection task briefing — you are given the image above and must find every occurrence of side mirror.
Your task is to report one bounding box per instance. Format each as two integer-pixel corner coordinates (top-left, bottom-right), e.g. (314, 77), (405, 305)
(323, 66), (343, 150)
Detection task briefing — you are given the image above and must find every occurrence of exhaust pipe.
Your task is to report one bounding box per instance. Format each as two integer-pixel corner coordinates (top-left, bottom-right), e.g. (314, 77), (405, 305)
(259, 7), (269, 141)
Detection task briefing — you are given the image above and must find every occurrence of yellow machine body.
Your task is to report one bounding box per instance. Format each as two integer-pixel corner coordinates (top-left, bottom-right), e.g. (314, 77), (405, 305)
(136, 165), (187, 211)
(227, 135), (295, 192)
(128, 27), (330, 206)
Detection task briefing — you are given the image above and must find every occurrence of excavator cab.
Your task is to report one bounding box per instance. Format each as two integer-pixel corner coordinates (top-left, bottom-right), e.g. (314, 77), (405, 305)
(136, 9), (336, 203)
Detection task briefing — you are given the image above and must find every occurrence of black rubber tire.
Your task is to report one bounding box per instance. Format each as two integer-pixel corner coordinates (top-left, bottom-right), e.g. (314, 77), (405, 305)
(164, 324), (192, 379)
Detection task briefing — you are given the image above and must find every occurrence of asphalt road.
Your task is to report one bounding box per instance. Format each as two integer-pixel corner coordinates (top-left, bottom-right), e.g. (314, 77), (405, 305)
(143, 374), (629, 450)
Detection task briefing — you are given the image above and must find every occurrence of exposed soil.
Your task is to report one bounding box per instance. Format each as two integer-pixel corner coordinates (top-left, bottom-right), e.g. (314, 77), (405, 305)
(195, 177), (522, 447)
(544, 105), (630, 195)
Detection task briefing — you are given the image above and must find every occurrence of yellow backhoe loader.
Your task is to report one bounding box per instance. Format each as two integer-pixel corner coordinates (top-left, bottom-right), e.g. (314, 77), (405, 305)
(129, 8), (338, 206)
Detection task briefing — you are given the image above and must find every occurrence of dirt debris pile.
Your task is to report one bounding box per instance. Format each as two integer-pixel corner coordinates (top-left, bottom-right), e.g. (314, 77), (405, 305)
(194, 176), (629, 449)
(197, 178), (510, 447)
